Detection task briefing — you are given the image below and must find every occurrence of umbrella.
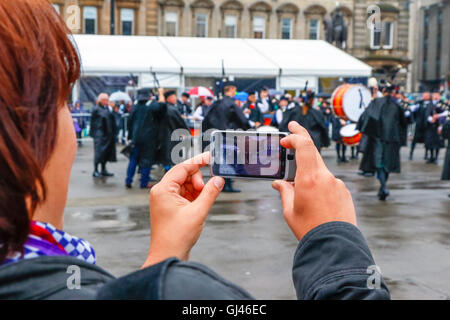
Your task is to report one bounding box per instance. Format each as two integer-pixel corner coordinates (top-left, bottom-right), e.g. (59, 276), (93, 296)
(188, 86), (214, 97)
(234, 92), (249, 102)
(110, 91), (132, 102)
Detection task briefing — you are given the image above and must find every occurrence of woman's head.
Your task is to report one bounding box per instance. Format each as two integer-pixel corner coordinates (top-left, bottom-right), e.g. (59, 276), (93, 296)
(0, 0), (80, 262)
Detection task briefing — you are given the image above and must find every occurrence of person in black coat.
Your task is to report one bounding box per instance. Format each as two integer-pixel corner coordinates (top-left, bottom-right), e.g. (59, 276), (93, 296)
(90, 93), (117, 178)
(424, 92), (444, 164)
(202, 83), (250, 192)
(156, 90), (189, 171)
(280, 91), (330, 153)
(358, 85), (407, 200)
(410, 93), (431, 160)
(242, 91), (263, 128)
(125, 88), (166, 189)
(356, 106), (376, 176)
(441, 117), (450, 181)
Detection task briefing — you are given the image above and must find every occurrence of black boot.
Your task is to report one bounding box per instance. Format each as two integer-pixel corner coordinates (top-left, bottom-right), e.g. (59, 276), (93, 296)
(351, 146), (358, 159)
(222, 179), (241, 193)
(409, 143), (415, 160)
(340, 145), (349, 162)
(101, 163), (114, 177)
(377, 168), (390, 201)
(336, 144), (342, 163)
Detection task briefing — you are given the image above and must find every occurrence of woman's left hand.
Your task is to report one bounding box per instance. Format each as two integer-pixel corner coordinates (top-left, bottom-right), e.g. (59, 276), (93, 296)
(142, 152), (225, 268)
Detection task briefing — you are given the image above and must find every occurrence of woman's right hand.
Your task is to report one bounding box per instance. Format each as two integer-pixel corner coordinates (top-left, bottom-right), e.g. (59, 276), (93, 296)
(272, 121), (357, 242)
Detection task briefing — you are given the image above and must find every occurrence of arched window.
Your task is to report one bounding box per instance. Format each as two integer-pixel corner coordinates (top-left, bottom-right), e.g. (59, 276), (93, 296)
(220, 0), (244, 38)
(370, 4), (399, 49)
(276, 3), (299, 39)
(304, 4), (326, 40)
(160, 0), (185, 37)
(190, 0), (215, 37)
(249, 1), (272, 39)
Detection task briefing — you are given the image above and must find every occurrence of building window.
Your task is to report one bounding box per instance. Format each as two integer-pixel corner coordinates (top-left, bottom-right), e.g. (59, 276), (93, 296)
(224, 15), (237, 38)
(253, 16), (265, 39)
(281, 18), (292, 39)
(83, 6), (97, 34)
(165, 12), (178, 37)
(121, 8), (134, 35)
(309, 19), (320, 40)
(370, 28), (381, 49)
(52, 4), (60, 14)
(382, 21), (393, 49)
(195, 13), (208, 37)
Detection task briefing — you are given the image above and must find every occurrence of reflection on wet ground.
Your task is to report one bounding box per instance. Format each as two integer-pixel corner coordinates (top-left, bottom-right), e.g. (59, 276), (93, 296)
(65, 142), (450, 299)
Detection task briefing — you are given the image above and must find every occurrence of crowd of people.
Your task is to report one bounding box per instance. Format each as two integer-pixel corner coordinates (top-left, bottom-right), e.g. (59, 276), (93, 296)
(76, 81), (449, 199)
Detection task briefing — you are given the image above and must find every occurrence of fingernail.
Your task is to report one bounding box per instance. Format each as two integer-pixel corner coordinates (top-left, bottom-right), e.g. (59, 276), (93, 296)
(213, 177), (225, 190)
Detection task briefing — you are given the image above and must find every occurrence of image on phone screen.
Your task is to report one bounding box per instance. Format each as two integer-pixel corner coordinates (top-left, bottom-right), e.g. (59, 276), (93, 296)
(211, 132), (286, 179)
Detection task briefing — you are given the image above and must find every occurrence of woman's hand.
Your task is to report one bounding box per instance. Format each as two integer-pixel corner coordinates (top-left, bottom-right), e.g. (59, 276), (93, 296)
(142, 152), (225, 268)
(272, 121), (357, 242)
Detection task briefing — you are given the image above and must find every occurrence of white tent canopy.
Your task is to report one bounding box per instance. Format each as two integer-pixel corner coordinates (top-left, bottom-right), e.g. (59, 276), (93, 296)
(73, 35), (181, 74)
(73, 35), (372, 90)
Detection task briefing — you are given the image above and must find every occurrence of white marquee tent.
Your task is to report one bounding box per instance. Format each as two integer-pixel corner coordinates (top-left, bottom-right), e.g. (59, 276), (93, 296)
(73, 35), (372, 94)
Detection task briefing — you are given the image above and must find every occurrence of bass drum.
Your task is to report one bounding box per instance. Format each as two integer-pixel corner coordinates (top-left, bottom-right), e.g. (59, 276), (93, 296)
(332, 84), (371, 122)
(339, 123), (362, 146)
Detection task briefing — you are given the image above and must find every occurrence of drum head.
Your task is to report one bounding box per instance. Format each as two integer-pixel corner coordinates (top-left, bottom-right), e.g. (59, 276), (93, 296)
(340, 123), (359, 137)
(257, 126), (279, 133)
(342, 85), (371, 122)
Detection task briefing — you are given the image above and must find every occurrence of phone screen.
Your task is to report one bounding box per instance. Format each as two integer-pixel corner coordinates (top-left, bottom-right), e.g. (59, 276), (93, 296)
(211, 132), (286, 179)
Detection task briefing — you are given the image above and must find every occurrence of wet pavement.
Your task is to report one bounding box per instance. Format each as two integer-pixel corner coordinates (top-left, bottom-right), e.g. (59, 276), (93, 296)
(64, 141), (450, 299)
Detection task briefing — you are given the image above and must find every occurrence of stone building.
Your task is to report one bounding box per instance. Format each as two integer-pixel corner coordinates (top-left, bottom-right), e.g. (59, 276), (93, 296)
(52, 0), (412, 89)
(409, 0), (450, 92)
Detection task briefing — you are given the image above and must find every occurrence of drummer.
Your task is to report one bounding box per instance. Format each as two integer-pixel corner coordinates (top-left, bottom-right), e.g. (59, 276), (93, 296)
(281, 90), (330, 152)
(331, 114), (348, 163)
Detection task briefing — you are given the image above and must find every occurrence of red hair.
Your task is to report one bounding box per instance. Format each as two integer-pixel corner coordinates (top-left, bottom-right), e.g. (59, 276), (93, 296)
(0, 0), (80, 262)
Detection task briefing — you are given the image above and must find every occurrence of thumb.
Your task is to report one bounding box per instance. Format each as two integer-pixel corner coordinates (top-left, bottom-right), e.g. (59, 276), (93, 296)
(272, 180), (295, 217)
(190, 176), (224, 217)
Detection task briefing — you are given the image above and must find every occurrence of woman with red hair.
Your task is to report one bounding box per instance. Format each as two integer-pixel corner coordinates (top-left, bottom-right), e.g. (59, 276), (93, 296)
(0, 0), (388, 301)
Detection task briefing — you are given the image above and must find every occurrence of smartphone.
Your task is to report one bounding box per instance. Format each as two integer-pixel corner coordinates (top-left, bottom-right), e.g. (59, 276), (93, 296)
(210, 130), (296, 181)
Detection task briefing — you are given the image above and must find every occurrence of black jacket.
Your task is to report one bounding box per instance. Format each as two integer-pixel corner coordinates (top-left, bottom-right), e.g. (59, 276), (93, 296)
(441, 120), (450, 181)
(127, 101), (166, 168)
(424, 102), (443, 150)
(90, 104), (117, 164)
(156, 103), (189, 166)
(243, 102), (264, 125)
(0, 222), (389, 300)
(281, 106), (330, 151)
(412, 101), (429, 143)
(202, 96), (250, 131)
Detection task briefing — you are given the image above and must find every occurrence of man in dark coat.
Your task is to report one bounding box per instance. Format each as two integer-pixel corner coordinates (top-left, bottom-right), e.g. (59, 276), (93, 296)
(156, 90), (189, 171)
(242, 91), (263, 128)
(359, 85), (407, 200)
(125, 88), (166, 189)
(90, 93), (117, 178)
(441, 117), (450, 181)
(281, 91), (330, 152)
(410, 92), (430, 160)
(356, 106), (376, 176)
(202, 83), (250, 132)
(202, 83), (250, 192)
(424, 92), (444, 164)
